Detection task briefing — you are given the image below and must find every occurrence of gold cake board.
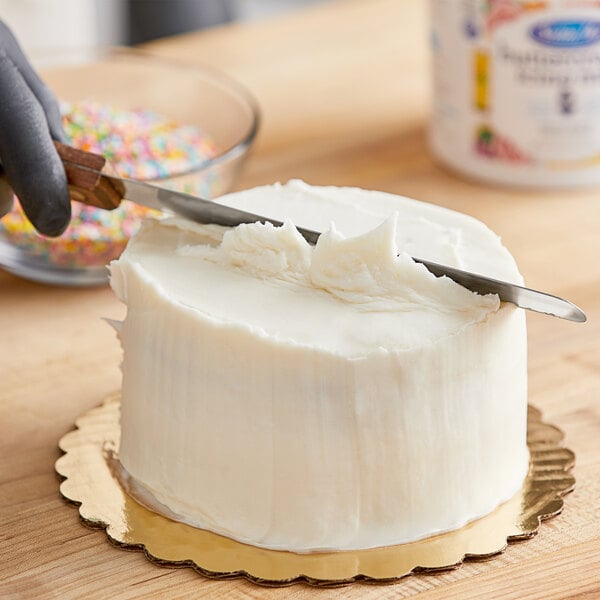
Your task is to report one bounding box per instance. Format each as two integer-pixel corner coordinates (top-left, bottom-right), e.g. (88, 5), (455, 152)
(55, 394), (575, 587)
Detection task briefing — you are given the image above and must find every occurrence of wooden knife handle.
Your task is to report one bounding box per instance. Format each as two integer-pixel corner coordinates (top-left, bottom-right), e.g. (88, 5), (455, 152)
(54, 141), (124, 210)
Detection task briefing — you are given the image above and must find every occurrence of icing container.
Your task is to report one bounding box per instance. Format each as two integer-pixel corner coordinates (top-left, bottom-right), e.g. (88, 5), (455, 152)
(430, 0), (600, 187)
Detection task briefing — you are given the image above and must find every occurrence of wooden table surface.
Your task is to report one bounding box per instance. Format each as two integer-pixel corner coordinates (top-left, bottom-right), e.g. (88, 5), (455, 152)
(1, 1), (599, 598)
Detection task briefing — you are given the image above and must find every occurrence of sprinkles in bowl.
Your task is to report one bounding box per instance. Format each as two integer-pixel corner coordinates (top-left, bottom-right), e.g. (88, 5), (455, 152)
(0, 100), (219, 272)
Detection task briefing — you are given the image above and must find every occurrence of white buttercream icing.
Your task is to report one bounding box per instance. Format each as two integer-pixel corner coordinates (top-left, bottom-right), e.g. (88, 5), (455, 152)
(110, 181), (529, 552)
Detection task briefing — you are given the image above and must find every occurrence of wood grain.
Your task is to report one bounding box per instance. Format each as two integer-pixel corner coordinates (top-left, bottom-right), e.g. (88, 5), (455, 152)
(1, 1), (599, 598)
(54, 142), (124, 211)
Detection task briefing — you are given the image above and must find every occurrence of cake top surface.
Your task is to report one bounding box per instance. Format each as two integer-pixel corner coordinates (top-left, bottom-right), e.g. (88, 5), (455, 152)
(111, 180), (522, 357)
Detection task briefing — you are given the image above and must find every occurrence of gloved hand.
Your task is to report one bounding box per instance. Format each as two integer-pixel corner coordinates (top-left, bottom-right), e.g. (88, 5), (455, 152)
(0, 20), (70, 236)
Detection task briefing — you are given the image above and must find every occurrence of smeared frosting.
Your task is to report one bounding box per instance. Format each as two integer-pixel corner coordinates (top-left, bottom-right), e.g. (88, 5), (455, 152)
(115, 213), (500, 357)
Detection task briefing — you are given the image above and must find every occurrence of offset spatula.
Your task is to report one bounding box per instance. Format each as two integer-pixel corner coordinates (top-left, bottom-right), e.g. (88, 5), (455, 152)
(55, 142), (586, 323)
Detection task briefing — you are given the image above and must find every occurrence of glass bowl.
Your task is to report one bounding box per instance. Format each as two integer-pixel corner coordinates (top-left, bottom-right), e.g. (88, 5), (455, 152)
(0, 48), (260, 286)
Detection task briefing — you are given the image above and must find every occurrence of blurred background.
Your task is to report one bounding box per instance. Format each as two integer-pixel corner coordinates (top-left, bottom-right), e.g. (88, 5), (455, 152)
(0, 0), (325, 66)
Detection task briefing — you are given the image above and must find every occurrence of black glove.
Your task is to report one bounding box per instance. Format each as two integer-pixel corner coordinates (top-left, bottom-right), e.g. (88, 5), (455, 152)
(0, 20), (70, 236)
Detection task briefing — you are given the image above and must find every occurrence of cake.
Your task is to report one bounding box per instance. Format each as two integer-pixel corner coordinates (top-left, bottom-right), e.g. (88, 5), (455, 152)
(109, 180), (529, 552)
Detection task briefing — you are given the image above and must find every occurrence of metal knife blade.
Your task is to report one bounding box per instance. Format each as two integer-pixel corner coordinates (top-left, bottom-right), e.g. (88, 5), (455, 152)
(410, 258), (586, 322)
(103, 175), (586, 323)
(54, 142), (586, 323)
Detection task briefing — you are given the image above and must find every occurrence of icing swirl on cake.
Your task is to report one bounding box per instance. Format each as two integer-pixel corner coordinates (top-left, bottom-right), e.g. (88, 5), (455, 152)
(119, 213), (500, 357)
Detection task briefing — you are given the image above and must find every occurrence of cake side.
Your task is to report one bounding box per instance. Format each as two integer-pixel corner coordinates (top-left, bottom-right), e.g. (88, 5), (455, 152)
(110, 181), (529, 552)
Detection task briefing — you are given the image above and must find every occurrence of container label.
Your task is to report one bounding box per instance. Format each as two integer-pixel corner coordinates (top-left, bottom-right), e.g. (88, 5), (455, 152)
(530, 20), (600, 48)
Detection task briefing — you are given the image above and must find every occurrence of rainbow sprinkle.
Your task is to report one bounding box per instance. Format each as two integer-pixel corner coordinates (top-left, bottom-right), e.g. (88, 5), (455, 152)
(0, 100), (219, 269)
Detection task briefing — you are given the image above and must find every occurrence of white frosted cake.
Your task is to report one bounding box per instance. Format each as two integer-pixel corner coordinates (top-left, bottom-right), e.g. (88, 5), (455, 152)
(110, 180), (529, 552)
